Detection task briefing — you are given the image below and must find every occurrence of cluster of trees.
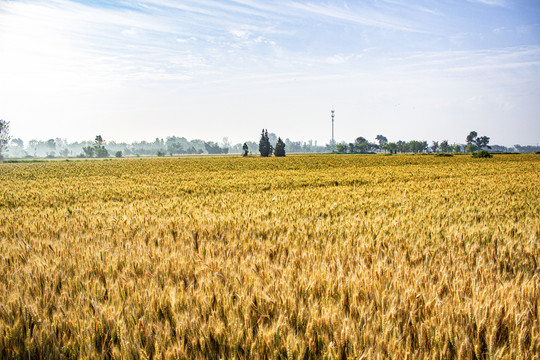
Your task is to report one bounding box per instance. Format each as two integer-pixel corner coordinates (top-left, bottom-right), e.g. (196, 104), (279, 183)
(336, 137), (379, 154)
(337, 136), (435, 154)
(514, 144), (540, 153)
(336, 131), (496, 155)
(258, 129), (286, 157)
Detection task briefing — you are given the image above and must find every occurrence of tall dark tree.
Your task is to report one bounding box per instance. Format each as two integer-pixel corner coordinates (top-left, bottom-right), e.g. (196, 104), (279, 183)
(274, 138), (286, 157)
(242, 142), (249, 157)
(259, 129), (272, 157)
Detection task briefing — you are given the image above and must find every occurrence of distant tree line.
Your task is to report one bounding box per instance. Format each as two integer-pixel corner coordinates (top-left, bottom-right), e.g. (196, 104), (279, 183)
(2, 133), (328, 159)
(335, 131), (510, 155)
(2, 120), (539, 160)
(337, 137), (443, 154)
(3, 136), (234, 159)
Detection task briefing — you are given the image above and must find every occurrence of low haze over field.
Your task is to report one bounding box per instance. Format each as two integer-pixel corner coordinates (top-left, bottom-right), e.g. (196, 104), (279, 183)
(1, 0), (539, 146)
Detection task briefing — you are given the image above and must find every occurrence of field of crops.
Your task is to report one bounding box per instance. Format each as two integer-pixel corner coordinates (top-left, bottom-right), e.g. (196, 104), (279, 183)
(0, 154), (539, 359)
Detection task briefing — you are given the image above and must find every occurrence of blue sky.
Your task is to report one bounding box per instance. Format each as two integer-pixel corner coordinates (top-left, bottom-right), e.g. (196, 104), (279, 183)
(1, 0), (539, 146)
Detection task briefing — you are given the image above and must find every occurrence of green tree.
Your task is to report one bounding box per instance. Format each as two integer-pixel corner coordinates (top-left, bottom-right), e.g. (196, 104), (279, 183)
(466, 131), (491, 151)
(439, 140), (451, 153)
(336, 143), (348, 154)
(466, 144), (478, 153)
(259, 129), (272, 157)
(396, 140), (408, 153)
(94, 135), (109, 158)
(82, 146), (95, 158)
(477, 136), (491, 149)
(353, 137), (377, 154)
(408, 140), (426, 153)
(204, 142), (222, 154)
(466, 131), (478, 146)
(430, 141), (439, 153)
(387, 142), (398, 154)
(376, 135), (388, 152)
(167, 142), (184, 155)
(0, 119), (10, 161)
(274, 138), (286, 157)
(115, 151), (123, 158)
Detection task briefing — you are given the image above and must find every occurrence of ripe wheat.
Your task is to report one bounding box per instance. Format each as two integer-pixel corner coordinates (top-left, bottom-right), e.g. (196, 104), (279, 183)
(0, 154), (538, 359)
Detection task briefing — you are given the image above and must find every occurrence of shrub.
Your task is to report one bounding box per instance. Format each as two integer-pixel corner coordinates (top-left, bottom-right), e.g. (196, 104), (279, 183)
(435, 153), (453, 157)
(115, 151), (123, 158)
(472, 150), (493, 158)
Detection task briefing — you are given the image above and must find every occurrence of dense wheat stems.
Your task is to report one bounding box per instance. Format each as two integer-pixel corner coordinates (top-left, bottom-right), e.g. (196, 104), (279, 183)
(0, 154), (539, 359)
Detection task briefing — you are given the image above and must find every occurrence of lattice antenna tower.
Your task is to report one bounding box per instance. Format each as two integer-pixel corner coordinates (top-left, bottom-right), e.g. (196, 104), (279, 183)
(331, 108), (335, 147)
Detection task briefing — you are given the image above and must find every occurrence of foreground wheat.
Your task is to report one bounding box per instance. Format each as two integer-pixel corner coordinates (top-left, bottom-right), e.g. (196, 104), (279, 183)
(0, 154), (538, 359)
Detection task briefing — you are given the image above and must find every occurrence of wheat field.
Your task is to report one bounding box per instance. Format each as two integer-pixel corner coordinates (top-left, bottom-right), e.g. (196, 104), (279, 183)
(0, 154), (538, 359)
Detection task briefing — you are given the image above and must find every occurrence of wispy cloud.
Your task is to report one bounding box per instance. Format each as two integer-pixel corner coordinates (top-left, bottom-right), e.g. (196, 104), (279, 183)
(385, 46), (540, 77)
(1, 0), (539, 145)
(467, 0), (507, 6)
(286, 2), (424, 33)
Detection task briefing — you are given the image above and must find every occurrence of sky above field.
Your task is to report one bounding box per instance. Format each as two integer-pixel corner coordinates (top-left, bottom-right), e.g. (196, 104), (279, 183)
(1, 0), (539, 146)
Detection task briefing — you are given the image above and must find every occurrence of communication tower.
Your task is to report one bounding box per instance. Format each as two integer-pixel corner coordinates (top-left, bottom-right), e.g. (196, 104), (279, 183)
(331, 109), (335, 148)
